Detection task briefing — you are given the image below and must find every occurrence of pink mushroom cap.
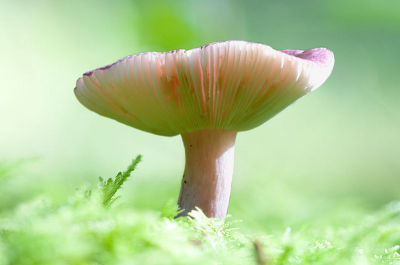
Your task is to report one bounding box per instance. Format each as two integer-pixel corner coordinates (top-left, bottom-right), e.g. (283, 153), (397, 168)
(74, 40), (334, 136)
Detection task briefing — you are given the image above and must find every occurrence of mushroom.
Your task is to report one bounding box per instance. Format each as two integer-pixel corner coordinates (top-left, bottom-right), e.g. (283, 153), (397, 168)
(74, 41), (334, 218)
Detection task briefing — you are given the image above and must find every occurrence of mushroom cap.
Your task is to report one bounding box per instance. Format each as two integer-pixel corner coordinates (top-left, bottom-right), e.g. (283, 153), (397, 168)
(74, 41), (334, 136)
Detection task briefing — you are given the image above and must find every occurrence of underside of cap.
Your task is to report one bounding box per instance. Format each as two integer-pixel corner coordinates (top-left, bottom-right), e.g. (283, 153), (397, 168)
(74, 41), (334, 136)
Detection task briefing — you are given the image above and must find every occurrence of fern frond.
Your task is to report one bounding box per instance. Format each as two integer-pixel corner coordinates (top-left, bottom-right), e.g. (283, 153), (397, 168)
(99, 155), (142, 208)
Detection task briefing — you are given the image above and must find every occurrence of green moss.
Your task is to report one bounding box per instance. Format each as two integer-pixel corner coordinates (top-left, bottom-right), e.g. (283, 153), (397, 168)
(1, 159), (400, 265)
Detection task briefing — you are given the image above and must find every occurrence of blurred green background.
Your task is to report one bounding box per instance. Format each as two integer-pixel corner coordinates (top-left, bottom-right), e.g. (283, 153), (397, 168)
(1, 0), (399, 232)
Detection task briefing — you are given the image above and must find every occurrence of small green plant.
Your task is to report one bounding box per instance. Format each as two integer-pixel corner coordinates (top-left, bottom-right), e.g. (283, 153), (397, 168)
(98, 155), (142, 207)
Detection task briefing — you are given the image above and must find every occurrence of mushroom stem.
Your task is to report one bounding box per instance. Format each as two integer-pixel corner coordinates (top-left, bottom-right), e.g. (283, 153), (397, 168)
(177, 129), (237, 218)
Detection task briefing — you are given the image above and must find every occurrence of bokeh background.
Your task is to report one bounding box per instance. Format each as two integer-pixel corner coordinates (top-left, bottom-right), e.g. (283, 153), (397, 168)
(1, 0), (399, 232)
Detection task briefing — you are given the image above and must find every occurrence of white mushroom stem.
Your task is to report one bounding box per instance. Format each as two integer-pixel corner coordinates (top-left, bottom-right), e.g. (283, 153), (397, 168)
(177, 129), (237, 218)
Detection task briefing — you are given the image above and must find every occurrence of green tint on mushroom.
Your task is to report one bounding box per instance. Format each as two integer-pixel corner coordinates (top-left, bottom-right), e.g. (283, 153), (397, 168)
(74, 41), (334, 218)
